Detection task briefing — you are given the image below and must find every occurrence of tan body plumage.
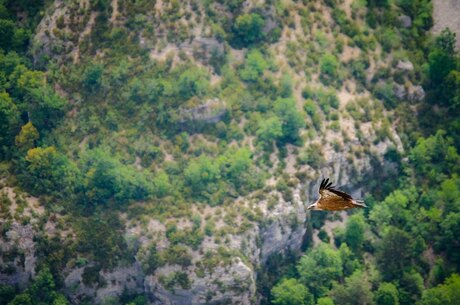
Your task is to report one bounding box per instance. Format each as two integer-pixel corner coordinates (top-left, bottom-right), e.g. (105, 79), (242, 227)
(307, 178), (366, 211)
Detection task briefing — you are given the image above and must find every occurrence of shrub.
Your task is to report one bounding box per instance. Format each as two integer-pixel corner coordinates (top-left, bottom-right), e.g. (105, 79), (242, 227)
(380, 28), (401, 52)
(271, 278), (314, 305)
(320, 53), (339, 79)
(240, 49), (269, 82)
(161, 245), (192, 267)
(81, 149), (153, 204)
(273, 97), (304, 144)
(159, 271), (191, 291)
(297, 144), (325, 169)
(232, 13), (265, 47)
(374, 82), (396, 109)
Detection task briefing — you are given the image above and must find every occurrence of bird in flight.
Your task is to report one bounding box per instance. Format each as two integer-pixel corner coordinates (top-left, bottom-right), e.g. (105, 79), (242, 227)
(307, 178), (367, 211)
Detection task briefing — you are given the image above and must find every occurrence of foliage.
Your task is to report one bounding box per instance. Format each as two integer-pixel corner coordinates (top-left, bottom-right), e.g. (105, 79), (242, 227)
(329, 270), (374, 305)
(22, 146), (80, 198)
(76, 212), (131, 269)
(0, 92), (19, 157)
(15, 121), (38, 151)
(317, 297), (335, 305)
(1, 1), (459, 305)
(376, 227), (414, 280)
(271, 278), (313, 305)
(320, 53), (339, 84)
(297, 244), (343, 297)
(159, 271), (191, 291)
(81, 149), (153, 205)
(379, 28), (401, 52)
(7, 268), (69, 305)
(420, 274), (460, 305)
(177, 67), (210, 100)
(0, 285), (16, 305)
(273, 97), (304, 144)
(240, 49), (269, 82)
(233, 13), (265, 47)
(426, 29), (460, 112)
(184, 155), (220, 196)
(375, 282), (399, 305)
(257, 116), (283, 149)
(344, 213), (366, 254)
(374, 81), (396, 109)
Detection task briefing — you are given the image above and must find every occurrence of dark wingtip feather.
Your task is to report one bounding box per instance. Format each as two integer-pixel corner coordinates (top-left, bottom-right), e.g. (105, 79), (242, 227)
(320, 178), (330, 190)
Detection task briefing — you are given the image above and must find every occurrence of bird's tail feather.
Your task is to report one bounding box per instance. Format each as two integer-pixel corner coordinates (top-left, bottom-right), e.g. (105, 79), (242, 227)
(354, 199), (367, 208)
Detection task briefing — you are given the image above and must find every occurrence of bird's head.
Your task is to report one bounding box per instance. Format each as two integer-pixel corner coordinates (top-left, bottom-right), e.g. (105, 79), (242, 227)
(307, 200), (319, 210)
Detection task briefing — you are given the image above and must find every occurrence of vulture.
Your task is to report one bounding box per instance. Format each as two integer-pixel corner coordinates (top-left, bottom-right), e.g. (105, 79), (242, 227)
(307, 178), (367, 211)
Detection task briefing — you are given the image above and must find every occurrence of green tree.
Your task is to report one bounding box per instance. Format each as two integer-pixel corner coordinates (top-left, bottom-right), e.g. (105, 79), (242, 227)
(298, 244), (343, 297)
(16, 69), (45, 93)
(76, 212), (129, 269)
(0, 19), (14, 50)
(338, 243), (361, 277)
(428, 29), (457, 90)
(0, 285), (16, 305)
(273, 97), (304, 144)
(280, 73), (293, 98)
(376, 227), (413, 280)
(380, 28), (401, 52)
(83, 63), (104, 92)
(8, 294), (32, 305)
(177, 67), (210, 100)
(375, 282), (399, 305)
(184, 155), (220, 195)
(435, 28), (456, 54)
(329, 270), (374, 305)
(23, 146), (81, 197)
(271, 278), (313, 305)
(317, 297), (335, 305)
(25, 86), (67, 130)
(428, 49), (456, 86)
(443, 70), (460, 110)
(240, 49), (269, 82)
(0, 91), (20, 156)
(438, 213), (460, 266)
(144, 245), (160, 274)
(420, 274), (460, 305)
(233, 13), (265, 46)
(398, 270), (424, 305)
(15, 121), (39, 151)
(409, 131), (459, 183)
(153, 170), (172, 198)
(374, 81), (396, 109)
(8, 268), (69, 305)
(82, 149), (153, 204)
(320, 53), (339, 79)
(368, 187), (413, 229)
(9, 66), (66, 130)
(126, 295), (148, 305)
(220, 148), (252, 184)
(257, 116), (283, 149)
(344, 213), (366, 254)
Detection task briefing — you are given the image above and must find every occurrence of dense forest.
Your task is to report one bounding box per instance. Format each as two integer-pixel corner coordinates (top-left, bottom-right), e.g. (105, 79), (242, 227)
(0, 0), (459, 304)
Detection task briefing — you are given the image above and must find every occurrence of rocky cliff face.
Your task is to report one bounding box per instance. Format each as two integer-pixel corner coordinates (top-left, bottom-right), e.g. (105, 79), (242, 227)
(0, 188), (42, 289)
(1, 0), (411, 303)
(1, 141), (397, 304)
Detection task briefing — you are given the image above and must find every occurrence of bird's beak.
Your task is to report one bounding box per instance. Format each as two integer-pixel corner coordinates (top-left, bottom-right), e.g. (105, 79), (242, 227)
(307, 204), (314, 210)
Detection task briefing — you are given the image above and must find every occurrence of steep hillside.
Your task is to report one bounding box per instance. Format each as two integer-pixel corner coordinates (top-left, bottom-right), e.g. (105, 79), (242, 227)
(1, 0), (459, 305)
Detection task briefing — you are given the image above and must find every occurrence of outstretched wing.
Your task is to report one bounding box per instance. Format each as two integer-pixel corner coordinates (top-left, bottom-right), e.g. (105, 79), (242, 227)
(319, 178), (353, 200)
(318, 178), (356, 210)
(319, 178), (333, 194)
